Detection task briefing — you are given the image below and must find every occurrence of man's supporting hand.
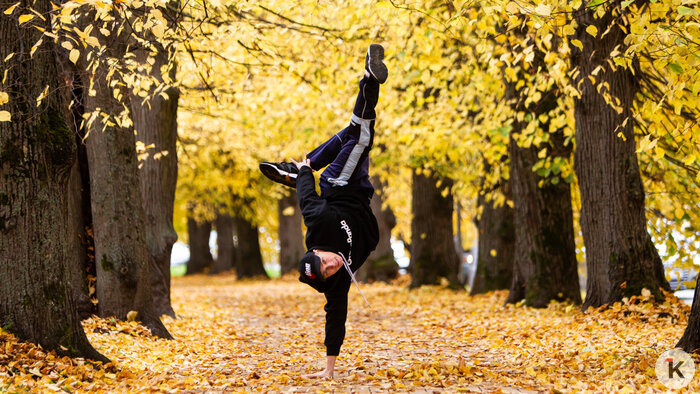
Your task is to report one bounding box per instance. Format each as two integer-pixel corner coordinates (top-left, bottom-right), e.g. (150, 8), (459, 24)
(302, 355), (336, 379)
(290, 158), (311, 170)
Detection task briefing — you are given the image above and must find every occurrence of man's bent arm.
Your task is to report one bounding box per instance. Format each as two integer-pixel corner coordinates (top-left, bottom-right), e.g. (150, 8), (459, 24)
(296, 166), (326, 224)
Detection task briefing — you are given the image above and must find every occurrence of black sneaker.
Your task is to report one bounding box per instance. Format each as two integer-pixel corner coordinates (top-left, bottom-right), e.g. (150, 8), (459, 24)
(365, 44), (387, 84)
(259, 162), (299, 188)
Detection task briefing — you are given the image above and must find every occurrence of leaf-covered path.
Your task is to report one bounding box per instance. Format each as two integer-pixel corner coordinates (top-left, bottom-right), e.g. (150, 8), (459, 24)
(1, 274), (698, 392)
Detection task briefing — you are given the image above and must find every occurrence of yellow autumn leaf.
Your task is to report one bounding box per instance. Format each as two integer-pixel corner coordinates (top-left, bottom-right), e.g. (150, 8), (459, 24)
(563, 23), (576, 36)
(18, 14), (33, 24)
(126, 310), (138, 321)
(85, 35), (100, 47)
(0, 110), (10, 121)
(3, 2), (19, 15)
(571, 39), (583, 50)
(35, 84), (49, 107)
(69, 49), (79, 64)
(586, 25), (598, 37)
(534, 3), (551, 17)
(505, 1), (519, 14)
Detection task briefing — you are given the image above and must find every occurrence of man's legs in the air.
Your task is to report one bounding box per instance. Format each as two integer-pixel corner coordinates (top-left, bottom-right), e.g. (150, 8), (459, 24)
(260, 44), (386, 189)
(306, 72), (379, 194)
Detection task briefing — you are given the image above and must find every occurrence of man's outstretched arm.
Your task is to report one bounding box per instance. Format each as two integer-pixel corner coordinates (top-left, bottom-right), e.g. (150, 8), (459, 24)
(303, 285), (348, 379)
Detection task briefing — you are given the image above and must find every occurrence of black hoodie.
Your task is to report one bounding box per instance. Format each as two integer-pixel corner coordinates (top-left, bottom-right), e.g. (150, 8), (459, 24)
(296, 166), (379, 356)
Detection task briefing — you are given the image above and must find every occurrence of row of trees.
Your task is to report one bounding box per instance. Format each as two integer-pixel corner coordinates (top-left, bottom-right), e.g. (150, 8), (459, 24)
(1, 0), (699, 362)
(390, 0), (699, 348)
(0, 0), (184, 361)
(174, 0), (699, 348)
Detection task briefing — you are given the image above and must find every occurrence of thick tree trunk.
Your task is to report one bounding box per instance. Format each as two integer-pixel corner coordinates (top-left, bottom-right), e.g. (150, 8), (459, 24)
(572, 2), (668, 309)
(504, 39), (581, 307)
(234, 216), (268, 279)
(278, 191), (305, 275)
(132, 44), (179, 318)
(212, 213), (234, 274)
(358, 177), (398, 282)
(0, 1), (107, 362)
(470, 184), (515, 295)
(186, 216), (213, 274)
(409, 170), (460, 288)
(83, 15), (171, 338)
(505, 131), (581, 306)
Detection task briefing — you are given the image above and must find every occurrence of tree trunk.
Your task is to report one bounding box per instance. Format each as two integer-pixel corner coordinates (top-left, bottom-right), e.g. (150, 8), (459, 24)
(64, 64), (96, 319)
(0, 1), (107, 362)
(409, 170), (460, 288)
(504, 37), (581, 307)
(358, 177), (398, 282)
(212, 213), (234, 274)
(83, 14), (171, 338)
(66, 158), (94, 318)
(278, 191), (305, 275)
(572, 1), (668, 309)
(132, 40), (179, 318)
(505, 131), (581, 306)
(234, 216), (268, 279)
(186, 216), (213, 274)
(470, 183), (515, 295)
(677, 278), (700, 352)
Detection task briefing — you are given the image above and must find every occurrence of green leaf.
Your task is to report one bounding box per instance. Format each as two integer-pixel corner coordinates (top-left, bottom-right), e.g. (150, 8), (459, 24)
(668, 62), (684, 74)
(587, 0), (605, 9)
(621, 0), (633, 9)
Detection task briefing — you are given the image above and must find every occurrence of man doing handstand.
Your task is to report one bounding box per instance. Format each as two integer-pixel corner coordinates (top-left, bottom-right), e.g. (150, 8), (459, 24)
(259, 44), (387, 379)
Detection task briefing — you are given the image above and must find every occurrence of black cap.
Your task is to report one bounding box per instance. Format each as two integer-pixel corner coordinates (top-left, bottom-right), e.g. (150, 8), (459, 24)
(299, 251), (324, 283)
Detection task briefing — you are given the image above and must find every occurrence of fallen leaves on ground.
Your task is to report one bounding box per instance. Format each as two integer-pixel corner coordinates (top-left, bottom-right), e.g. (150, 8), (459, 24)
(1, 274), (698, 392)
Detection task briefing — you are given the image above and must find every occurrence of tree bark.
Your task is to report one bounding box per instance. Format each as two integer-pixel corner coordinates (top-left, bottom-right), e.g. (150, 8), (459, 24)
(60, 54), (102, 319)
(83, 13), (171, 338)
(212, 212), (234, 274)
(358, 177), (398, 282)
(409, 170), (460, 288)
(234, 216), (268, 279)
(470, 183), (515, 295)
(677, 278), (700, 352)
(572, 1), (669, 309)
(186, 215), (213, 274)
(278, 190), (305, 275)
(504, 37), (581, 307)
(0, 1), (107, 362)
(66, 157), (94, 318)
(505, 130), (581, 306)
(132, 38), (179, 318)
